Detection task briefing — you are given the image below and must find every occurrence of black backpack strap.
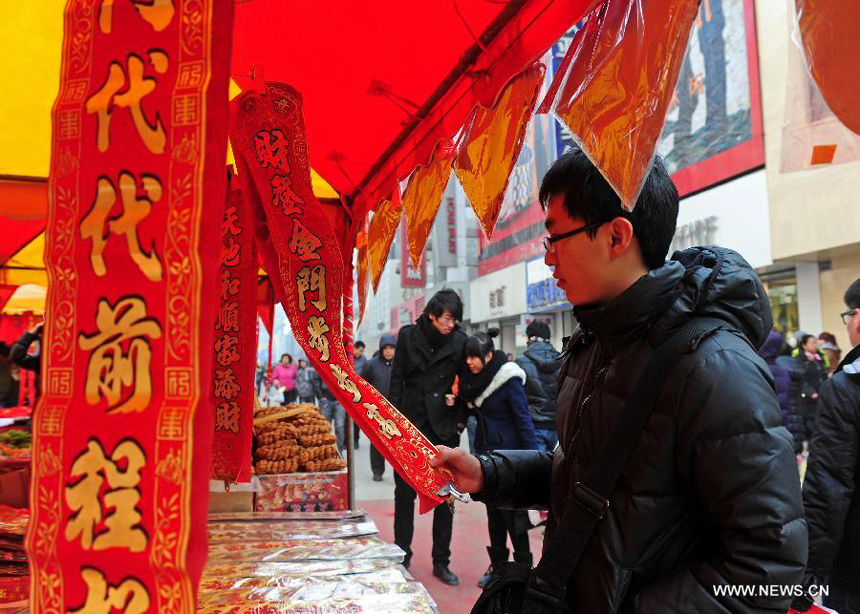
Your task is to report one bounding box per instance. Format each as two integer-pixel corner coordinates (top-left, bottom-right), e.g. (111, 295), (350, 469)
(523, 317), (727, 609)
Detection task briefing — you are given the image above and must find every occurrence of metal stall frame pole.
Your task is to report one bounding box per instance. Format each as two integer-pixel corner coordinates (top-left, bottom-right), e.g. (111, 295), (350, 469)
(343, 255), (356, 510)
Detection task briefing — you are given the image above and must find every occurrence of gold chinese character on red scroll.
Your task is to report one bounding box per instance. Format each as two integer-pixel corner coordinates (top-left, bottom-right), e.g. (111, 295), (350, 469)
(97, 0), (175, 34)
(215, 401), (240, 434)
(80, 172), (164, 282)
(78, 297), (162, 414)
(214, 368), (240, 400)
(289, 219), (322, 262)
(296, 265), (326, 312)
(306, 316), (331, 362)
(86, 52), (168, 154)
(65, 439), (146, 552)
(215, 302), (240, 333)
(70, 567), (150, 614)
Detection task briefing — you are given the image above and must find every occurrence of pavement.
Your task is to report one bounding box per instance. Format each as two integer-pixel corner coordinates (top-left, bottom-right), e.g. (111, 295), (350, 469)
(351, 430), (544, 614)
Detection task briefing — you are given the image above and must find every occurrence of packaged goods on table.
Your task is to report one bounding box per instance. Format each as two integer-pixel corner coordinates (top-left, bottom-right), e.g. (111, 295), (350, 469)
(208, 518), (378, 542)
(207, 536), (404, 565)
(197, 583), (438, 613)
(0, 505), (29, 606)
(201, 562), (410, 591)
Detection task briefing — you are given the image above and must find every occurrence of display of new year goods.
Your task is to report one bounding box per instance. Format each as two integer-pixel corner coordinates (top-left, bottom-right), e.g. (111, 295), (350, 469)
(206, 536), (405, 565)
(208, 519), (378, 543)
(253, 403), (347, 475)
(0, 431), (30, 458)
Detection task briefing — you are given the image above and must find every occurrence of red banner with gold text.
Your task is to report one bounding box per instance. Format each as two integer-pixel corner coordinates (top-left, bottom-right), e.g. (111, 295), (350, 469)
(210, 175), (256, 483)
(231, 83), (453, 513)
(27, 1), (233, 611)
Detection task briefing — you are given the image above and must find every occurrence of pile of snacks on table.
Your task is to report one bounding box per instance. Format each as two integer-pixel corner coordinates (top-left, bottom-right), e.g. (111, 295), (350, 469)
(253, 404), (347, 475)
(0, 505), (29, 607)
(201, 511), (438, 613)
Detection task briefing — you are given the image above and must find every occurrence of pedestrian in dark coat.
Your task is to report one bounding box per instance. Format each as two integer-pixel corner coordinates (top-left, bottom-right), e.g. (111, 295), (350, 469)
(459, 328), (537, 587)
(796, 278), (860, 613)
(795, 334), (830, 444)
(515, 320), (561, 451)
(431, 148), (805, 613)
(759, 331), (796, 436)
(360, 334), (396, 480)
(388, 289), (466, 585)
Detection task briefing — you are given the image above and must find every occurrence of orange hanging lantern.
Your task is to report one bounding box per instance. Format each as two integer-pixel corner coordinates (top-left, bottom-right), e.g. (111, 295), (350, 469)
(402, 141), (455, 267)
(455, 64), (545, 239)
(545, 0), (700, 208)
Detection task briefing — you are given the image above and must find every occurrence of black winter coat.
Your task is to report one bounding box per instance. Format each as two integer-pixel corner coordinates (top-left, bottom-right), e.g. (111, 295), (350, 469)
(759, 331), (793, 429)
(476, 247), (807, 613)
(388, 321), (466, 442)
(361, 336), (396, 400)
(803, 344), (860, 589)
(514, 340), (561, 429)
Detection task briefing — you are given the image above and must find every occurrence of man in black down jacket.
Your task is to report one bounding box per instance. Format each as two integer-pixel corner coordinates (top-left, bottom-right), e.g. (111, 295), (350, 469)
(515, 320), (561, 452)
(796, 278), (860, 613)
(361, 334), (397, 481)
(389, 289), (466, 585)
(433, 147), (806, 612)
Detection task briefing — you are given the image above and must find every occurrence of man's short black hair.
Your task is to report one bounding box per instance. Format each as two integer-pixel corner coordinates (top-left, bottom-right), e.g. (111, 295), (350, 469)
(539, 145), (679, 269)
(424, 288), (463, 322)
(354, 341), (365, 349)
(846, 278), (860, 310)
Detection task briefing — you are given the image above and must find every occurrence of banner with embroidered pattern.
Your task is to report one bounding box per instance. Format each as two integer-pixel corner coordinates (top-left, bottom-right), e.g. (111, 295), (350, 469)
(230, 82), (455, 513)
(27, 1), (233, 611)
(210, 174), (256, 482)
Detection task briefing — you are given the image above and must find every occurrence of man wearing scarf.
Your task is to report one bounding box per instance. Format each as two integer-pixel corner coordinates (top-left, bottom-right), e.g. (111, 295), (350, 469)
(388, 289), (466, 585)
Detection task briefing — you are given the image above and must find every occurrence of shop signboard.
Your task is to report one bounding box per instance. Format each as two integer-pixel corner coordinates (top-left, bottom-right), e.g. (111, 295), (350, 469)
(526, 257), (569, 312)
(470, 262), (527, 323)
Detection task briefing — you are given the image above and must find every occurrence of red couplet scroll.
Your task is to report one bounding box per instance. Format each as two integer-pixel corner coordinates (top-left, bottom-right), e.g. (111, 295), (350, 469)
(230, 83), (455, 513)
(28, 0), (233, 610)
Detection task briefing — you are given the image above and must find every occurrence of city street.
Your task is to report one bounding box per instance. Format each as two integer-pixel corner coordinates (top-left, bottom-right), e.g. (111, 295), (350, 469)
(352, 429), (544, 613)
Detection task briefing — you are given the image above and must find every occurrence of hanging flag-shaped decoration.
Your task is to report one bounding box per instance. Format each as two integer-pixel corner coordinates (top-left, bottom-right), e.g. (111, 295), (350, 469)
(455, 64), (545, 239)
(356, 216), (370, 326)
(402, 140), (455, 267)
(542, 0), (699, 208)
(367, 188), (401, 293)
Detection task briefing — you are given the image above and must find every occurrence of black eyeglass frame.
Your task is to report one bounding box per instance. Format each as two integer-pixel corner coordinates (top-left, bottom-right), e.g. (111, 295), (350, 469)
(841, 308), (858, 325)
(542, 222), (605, 252)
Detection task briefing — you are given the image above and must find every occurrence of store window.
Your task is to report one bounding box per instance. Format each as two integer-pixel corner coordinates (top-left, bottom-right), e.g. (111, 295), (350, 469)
(761, 270), (799, 337)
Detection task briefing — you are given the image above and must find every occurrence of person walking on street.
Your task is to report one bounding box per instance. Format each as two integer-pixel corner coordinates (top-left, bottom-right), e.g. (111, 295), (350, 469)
(310, 368), (346, 454)
(818, 331), (842, 377)
(795, 278), (860, 613)
(458, 328), (537, 588)
(795, 334), (829, 446)
(272, 353), (298, 405)
(431, 147), (806, 612)
(295, 359), (316, 404)
(515, 320), (561, 452)
(759, 331), (801, 446)
(360, 335), (397, 481)
(389, 289), (466, 585)
(352, 341), (368, 449)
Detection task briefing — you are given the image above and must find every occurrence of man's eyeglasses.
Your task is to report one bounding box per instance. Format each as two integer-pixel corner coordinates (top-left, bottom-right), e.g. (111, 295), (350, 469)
(542, 222), (604, 253)
(841, 308), (858, 325)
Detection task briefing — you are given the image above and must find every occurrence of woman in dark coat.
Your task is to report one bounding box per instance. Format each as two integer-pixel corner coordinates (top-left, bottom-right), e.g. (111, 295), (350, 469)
(457, 329), (537, 587)
(796, 334), (830, 445)
(759, 331), (801, 451)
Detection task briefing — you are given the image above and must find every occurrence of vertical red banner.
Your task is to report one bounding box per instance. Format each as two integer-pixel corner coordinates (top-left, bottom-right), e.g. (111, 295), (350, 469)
(27, 1), (233, 611)
(210, 176), (256, 483)
(231, 83), (454, 513)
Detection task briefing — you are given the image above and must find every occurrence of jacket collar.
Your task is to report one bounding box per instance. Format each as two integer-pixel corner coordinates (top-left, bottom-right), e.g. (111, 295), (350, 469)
(474, 362), (526, 408)
(411, 321), (459, 364)
(573, 262), (685, 354)
(838, 344), (860, 378)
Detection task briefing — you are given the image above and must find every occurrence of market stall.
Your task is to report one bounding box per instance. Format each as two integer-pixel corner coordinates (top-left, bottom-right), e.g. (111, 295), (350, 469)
(6, 0), (855, 611)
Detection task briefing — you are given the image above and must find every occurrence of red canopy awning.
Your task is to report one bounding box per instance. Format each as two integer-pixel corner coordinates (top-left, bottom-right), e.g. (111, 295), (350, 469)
(232, 0), (592, 218)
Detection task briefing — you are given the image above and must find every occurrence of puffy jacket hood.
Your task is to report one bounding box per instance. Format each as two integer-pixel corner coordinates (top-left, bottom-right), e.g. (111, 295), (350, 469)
(576, 246), (772, 352)
(523, 341), (561, 374)
(759, 330), (785, 362)
(378, 334), (396, 351)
